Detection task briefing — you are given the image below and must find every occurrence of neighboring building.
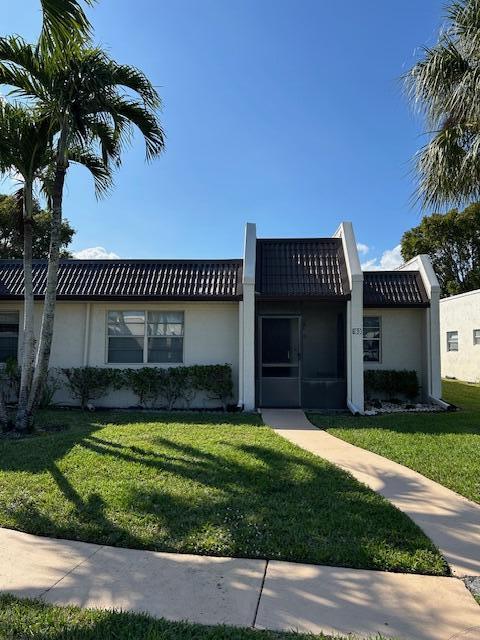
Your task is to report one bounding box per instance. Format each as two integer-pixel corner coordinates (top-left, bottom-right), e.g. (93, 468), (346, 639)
(440, 289), (480, 383)
(0, 222), (442, 412)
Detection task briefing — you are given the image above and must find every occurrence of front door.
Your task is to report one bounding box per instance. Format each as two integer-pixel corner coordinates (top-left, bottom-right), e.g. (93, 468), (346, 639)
(259, 316), (301, 407)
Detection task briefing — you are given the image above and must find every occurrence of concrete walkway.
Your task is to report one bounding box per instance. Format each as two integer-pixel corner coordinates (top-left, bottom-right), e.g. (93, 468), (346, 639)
(261, 409), (480, 578)
(1, 527), (480, 640)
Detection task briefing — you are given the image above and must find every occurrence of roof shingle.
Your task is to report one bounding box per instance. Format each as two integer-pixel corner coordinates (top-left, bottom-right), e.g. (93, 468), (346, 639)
(255, 238), (350, 299)
(0, 260), (243, 300)
(363, 271), (429, 307)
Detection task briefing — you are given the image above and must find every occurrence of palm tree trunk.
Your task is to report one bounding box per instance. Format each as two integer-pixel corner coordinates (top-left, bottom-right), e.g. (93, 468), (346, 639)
(27, 129), (68, 416)
(16, 179), (36, 431)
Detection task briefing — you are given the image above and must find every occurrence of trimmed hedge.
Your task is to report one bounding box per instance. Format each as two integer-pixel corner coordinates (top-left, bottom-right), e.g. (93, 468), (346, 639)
(61, 367), (123, 409)
(60, 364), (234, 410)
(364, 369), (420, 402)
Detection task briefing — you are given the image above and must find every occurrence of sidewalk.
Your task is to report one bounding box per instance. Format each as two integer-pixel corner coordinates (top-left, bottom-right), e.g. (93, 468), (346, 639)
(1, 527), (480, 640)
(262, 409), (480, 578)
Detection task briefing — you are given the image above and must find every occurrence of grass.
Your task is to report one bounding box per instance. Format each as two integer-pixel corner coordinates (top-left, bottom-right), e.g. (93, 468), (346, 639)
(0, 594), (365, 640)
(310, 380), (480, 504)
(0, 410), (446, 575)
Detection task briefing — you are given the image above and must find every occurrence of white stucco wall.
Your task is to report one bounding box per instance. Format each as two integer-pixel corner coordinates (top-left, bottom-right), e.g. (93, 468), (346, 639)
(363, 308), (428, 398)
(3, 300), (239, 407)
(440, 289), (480, 383)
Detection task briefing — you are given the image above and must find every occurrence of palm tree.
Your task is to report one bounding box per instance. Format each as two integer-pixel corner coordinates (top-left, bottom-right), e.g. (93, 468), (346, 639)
(0, 102), (113, 430)
(0, 39), (165, 425)
(406, 0), (480, 208)
(0, 103), (52, 430)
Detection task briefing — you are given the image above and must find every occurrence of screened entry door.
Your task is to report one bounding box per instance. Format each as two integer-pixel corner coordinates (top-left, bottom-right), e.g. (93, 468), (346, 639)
(259, 316), (301, 407)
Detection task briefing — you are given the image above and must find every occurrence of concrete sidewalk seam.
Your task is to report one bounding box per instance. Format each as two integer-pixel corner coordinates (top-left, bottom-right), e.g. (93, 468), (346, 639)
(38, 544), (105, 598)
(252, 559), (268, 628)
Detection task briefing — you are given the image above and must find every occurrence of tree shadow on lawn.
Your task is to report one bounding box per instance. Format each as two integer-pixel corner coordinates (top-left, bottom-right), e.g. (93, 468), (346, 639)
(21, 451), (450, 571)
(0, 411), (447, 574)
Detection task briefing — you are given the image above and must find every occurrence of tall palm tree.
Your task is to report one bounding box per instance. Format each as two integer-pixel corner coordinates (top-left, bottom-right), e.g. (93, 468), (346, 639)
(0, 38), (165, 424)
(0, 101), (113, 430)
(0, 103), (52, 430)
(406, 0), (480, 208)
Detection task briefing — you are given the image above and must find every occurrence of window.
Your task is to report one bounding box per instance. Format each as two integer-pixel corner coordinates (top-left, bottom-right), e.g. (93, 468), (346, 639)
(363, 316), (381, 362)
(0, 311), (19, 363)
(107, 311), (184, 363)
(474, 329), (480, 345)
(446, 331), (458, 352)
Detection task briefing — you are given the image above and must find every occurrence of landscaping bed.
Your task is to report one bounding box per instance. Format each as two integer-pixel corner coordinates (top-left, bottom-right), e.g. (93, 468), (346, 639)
(310, 380), (480, 504)
(0, 410), (446, 575)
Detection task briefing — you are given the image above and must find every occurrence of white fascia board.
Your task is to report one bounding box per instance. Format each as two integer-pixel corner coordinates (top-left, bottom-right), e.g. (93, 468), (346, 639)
(439, 288), (480, 303)
(242, 222), (256, 285)
(333, 221), (363, 289)
(398, 254), (440, 299)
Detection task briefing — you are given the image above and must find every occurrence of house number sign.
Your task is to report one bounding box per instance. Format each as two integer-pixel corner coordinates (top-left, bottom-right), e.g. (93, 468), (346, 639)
(352, 328), (362, 335)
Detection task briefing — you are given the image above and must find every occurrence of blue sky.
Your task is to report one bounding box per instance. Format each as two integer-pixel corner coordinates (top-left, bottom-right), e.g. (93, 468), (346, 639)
(2, 1), (444, 266)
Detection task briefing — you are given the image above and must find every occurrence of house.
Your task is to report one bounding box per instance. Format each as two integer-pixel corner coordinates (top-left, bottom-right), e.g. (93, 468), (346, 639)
(440, 289), (480, 383)
(0, 222), (442, 412)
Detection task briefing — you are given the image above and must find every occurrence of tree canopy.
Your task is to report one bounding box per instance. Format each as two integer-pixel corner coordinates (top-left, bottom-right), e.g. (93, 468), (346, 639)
(401, 203), (480, 296)
(0, 194), (75, 259)
(406, 0), (480, 208)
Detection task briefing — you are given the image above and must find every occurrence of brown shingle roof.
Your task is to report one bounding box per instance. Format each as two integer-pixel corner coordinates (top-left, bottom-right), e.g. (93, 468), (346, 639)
(255, 238), (350, 299)
(0, 259), (243, 300)
(363, 271), (429, 307)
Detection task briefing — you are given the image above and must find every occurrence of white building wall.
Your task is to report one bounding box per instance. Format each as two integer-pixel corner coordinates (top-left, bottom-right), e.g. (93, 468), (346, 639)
(334, 222), (364, 413)
(5, 300), (239, 407)
(440, 289), (480, 383)
(364, 308), (429, 398)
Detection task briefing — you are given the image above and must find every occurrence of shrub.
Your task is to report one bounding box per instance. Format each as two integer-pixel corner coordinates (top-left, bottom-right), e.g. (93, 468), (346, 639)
(2, 357), (20, 401)
(59, 364), (234, 411)
(61, 367), (123, 409)
(364, 369), (419, 402)
(123, 368), (164, 408)
(190, 364), (233, 410)
(39, 370), (61, 408)
(160, 367), (195, 410)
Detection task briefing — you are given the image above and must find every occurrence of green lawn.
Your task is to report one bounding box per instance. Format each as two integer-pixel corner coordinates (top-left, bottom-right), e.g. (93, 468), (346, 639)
(0, 594), (391, 640)
(0, 410), (446, 575)
(310, 380), (480, 504)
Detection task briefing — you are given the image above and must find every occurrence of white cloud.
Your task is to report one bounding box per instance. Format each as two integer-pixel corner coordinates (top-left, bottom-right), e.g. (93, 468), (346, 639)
(356, 242), (369, 256)
(72, 246), (120, 260)
(361, 244), (403, 271)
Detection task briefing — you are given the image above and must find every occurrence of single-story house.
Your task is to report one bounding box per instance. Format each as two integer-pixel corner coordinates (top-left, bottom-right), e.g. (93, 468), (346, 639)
(0, 222), (442, 413)
(440, 288), (480, 383)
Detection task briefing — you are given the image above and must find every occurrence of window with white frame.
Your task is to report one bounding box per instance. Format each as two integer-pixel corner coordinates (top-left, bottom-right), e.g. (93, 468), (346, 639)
(363, 316), (381, 362)
(474, 329), (480, 345)
(107, 311), (184, 363)
(0, 311), (19, 363)
(446, 331), (459, 352)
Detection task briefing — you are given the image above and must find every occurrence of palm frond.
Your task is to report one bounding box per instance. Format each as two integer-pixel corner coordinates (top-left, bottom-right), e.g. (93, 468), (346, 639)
(415, 122), (480, 208)
(39, 0), (97, 53)
(0, 102), (53, 180)
(68, 146), (113, 198)
(406, 0), (480, 208)
(107, 97), (165, 160)
(447, 0), (480, 51)
(108, 63), (161, 109)
(0, 37), (48, 100)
